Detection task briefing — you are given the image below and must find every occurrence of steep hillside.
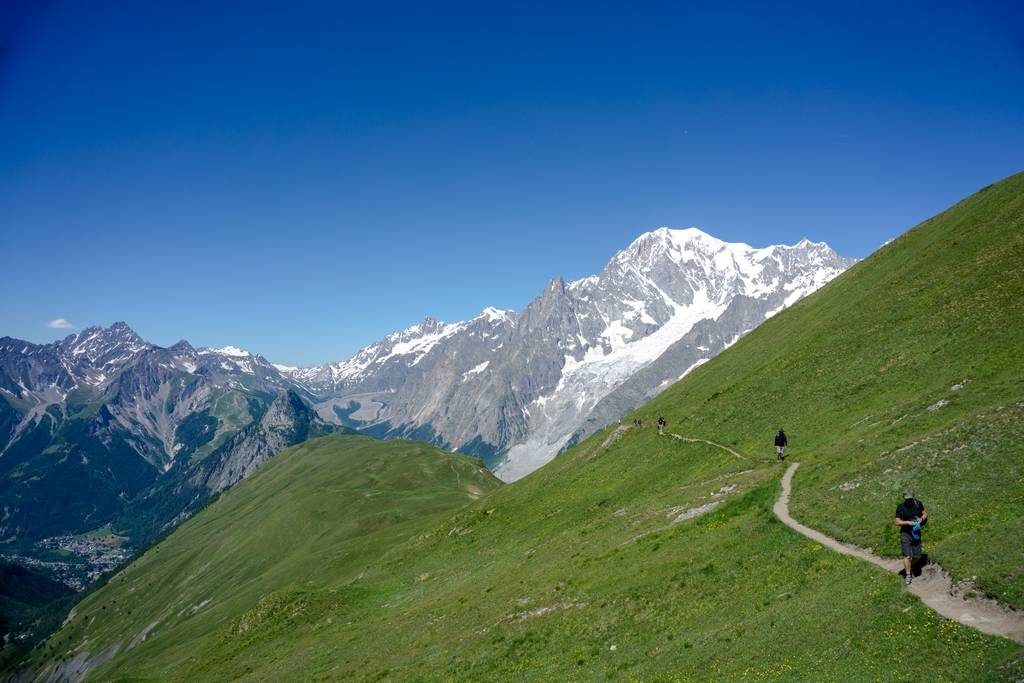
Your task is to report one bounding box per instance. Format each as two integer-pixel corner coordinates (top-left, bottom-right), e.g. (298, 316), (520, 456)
(14, 435), (500, 680)
(632, 172), (1024, 609)
(18, 174), (1024, 680)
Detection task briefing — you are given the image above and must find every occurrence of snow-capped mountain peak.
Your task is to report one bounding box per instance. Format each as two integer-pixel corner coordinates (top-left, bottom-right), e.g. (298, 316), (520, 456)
(59, 321), (151, 366)
(477, 306), (513, 323)
(199, 345), (252, 358)
(282, 227), (855, 481)
(278, 317), (460, 388)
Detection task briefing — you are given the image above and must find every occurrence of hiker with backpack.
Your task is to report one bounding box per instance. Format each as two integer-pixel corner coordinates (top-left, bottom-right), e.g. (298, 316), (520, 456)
(895, 491), (928, 585)
(774, 428), (788, 461)
(657, 417), (666, 435)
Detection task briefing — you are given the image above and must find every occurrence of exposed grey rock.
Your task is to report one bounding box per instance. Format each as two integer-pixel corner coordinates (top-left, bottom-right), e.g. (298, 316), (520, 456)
(199, 390), (333, 493)
(0, 324), (335, 582)
(282, 228), (856, 480)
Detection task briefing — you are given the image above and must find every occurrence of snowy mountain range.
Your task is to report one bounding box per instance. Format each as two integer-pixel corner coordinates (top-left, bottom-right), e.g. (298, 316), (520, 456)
(0, 324), (338, 585)
(0, 225), (853, 586)
(280, 227), (856, 480)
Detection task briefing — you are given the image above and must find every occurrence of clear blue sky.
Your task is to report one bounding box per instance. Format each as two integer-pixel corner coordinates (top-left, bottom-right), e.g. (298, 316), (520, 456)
(2, 1), (1022, 365)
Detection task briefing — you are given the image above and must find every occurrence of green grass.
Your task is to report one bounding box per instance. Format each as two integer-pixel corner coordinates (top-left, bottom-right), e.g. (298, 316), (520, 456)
(633, 170), (1024, 608)
(54, 429), (1023, 680)
(14, 435), (499, 679)
(15, 172), (1024, 680)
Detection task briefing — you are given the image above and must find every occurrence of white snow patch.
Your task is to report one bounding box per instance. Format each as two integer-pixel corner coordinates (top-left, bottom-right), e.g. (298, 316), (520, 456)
(462, 361), (490, 380)
(568, 275), (599, 290)
(477, 307), (512, 323)
(678, 358), (710, 380)
(599, 319), (636, 350)
(383, 322), (467, 366)
(327, 320), (469, 381)
(272, 363), (299, 374)
(495, 286), (728, 482)
(621, 298), (657, 325)
(200, 345), (251, 357)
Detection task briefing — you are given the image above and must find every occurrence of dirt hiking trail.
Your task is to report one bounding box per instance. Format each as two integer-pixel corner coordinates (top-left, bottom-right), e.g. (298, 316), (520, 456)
(775, 462), (1024, 645)
(667, 433), (747, 460)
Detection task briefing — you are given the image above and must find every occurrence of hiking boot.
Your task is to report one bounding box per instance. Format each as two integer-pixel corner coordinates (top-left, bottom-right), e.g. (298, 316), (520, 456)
(904, 575), (912, 586)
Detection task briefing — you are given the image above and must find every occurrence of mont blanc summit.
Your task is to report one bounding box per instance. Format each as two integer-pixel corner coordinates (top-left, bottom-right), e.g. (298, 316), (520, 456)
(285, 228), (856, 479)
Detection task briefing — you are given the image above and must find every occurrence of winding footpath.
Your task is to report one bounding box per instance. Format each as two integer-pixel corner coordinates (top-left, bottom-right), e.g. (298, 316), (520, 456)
(775, 462), (1024, 645)
(667, 432), (747, 460)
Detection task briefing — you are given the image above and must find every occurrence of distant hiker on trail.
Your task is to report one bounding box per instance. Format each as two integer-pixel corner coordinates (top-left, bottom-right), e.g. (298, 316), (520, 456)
(895, 491), (928, 585)
(774, 428), (788, 461)
(657, 417), (666, 435)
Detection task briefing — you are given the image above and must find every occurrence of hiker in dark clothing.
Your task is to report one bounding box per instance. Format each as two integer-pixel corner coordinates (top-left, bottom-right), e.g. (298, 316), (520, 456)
(895, 492), (928, 585)
(774, 428), (788, 461)
(657, 417), (666, 435)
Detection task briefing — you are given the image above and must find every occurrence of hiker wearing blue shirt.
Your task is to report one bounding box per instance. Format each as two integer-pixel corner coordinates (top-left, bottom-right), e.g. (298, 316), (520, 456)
(774, 428), (788, 461)
(895, 491), (928, 585)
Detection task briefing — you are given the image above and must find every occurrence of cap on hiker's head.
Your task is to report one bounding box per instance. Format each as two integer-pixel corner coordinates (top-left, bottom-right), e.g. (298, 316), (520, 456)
(903, 490), (914, 499)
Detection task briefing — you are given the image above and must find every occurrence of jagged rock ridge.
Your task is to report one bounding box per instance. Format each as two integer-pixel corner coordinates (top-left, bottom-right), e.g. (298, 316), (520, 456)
(0, 324), (338, 587)
(281, 227), (856, 480)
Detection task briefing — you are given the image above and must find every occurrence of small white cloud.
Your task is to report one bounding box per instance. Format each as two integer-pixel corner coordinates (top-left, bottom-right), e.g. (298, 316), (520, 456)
(47, 318), (76, 329)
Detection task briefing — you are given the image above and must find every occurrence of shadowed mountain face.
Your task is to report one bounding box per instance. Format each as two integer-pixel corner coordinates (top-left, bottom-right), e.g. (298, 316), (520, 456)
(0, 325), (340, 589)
(280, 228), (855, 479)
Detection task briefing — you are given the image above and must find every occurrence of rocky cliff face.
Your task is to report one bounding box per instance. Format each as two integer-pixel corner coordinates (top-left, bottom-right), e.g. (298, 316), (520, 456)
(199, 390), (332, 493)
(282, 228), (856, 480)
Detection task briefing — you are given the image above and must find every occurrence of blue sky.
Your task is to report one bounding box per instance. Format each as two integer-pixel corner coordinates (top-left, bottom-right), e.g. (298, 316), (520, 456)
(2, 1), (1022, 365)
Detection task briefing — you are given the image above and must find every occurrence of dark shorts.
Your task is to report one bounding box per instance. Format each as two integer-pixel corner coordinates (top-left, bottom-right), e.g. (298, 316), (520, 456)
(900, 534), (922, 559)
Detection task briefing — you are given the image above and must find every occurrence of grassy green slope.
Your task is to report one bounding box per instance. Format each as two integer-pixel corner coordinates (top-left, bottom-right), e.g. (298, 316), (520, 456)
(16, 435), (500, 679)
(148, 442), (1018, 681)
(24, 174), (1024, 680)
(631, 171), (1024, 608)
